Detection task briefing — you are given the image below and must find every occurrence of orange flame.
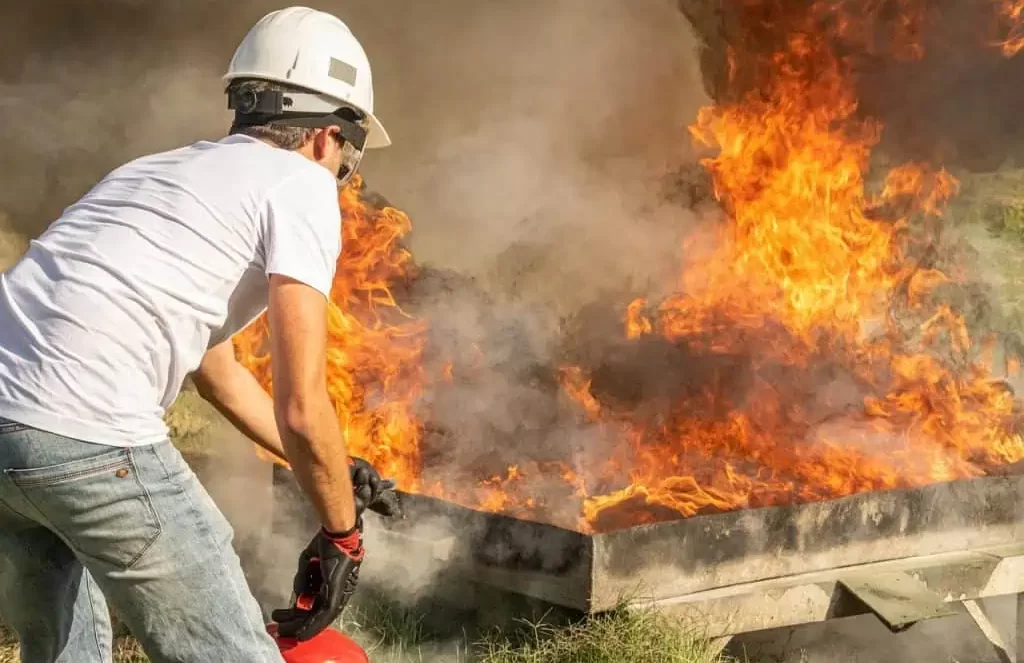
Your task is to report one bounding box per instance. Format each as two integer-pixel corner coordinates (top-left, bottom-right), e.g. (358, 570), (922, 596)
(232, 175), (428, 489)
(232, 2), (1024, 534)
(554, 3), (1024, 531)
(993, 0), (1024, 55)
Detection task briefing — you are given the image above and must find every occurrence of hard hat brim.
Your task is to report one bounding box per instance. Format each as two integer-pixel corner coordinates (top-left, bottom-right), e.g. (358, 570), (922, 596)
(365, 113), (391, 149)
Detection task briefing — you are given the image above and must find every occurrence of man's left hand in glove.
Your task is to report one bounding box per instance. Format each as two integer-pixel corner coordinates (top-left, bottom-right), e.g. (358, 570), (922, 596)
(349, 456), (403, 521)
(272, 457), (401, 641)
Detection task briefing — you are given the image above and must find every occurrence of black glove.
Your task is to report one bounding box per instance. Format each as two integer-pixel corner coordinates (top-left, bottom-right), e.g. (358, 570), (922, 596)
(271, 526), (364, 641)
(349, 456), (403, 520)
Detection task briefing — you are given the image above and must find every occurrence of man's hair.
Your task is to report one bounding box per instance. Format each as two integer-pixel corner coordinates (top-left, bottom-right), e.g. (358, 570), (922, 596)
(226, 79), (315, 150)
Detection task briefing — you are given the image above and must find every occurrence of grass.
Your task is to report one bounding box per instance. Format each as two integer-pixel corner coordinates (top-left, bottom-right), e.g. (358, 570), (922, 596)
(0, 603), (736, 663)
(342, 588), (481, 662)
(956, 170), (1024, 332)
(162, 385), (219, 457)
(346, 597), (443, 659)
(0, 213), (27, 273)
(0, 623), (147, 663)
(1, 624), (17, 663)
(332, 597), (737, 663)
(476, 608), (734, 663)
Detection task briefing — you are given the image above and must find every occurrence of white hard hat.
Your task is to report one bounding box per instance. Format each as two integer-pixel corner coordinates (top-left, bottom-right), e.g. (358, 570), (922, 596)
(223, 6), (391, 149)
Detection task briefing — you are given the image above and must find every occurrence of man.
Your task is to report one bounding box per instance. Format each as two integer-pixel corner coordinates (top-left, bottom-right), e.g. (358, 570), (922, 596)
(0, 7), (394, 662)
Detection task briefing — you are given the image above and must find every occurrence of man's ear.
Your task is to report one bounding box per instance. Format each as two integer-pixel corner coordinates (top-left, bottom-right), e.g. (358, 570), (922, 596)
(312, 126), (341, 161)
(312, 128), (331, 160)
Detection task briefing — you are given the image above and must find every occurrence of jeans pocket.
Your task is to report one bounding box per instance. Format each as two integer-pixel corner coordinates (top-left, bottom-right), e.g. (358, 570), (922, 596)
(6, 447), (163, 569)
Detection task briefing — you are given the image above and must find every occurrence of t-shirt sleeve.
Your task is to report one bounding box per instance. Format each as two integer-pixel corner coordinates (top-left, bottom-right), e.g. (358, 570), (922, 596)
(262, 169), (342, 298)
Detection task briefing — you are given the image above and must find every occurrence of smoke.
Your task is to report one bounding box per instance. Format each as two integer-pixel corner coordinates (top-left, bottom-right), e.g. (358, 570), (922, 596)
(0, 2), (711, 512)
(0, 0), (710, 513)
(0, 2), (223, 237)
(856, 0), (1024, 173)
(0, 0), (719, 620)
(0, 0), (707, 294)
(352, 1), (715, 532)
(361, 0), (708, 306)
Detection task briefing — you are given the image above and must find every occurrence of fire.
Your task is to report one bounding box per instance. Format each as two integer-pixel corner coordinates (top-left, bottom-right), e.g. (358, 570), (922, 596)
(993, 0), (1024, 55)
(231, 1), (1024, 534)
(232, 174), (427, 489)
(554, 2), (1024, 530)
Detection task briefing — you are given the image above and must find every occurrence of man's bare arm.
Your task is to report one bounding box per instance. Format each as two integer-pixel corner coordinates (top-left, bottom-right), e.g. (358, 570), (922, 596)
(193, 340), (288, 463)
(267, 274), (357, 532)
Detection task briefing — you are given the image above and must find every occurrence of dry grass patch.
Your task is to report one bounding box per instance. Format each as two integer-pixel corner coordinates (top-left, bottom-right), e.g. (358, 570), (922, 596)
(476, 607), (735, 663)
(0, 214), (28, 272)
(0, 624), (148, 663)
(164, 386), (218, 456)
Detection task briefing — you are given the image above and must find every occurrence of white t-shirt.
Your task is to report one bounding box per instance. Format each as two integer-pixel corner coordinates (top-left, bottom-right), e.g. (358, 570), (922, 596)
(0, 134), (342, 447)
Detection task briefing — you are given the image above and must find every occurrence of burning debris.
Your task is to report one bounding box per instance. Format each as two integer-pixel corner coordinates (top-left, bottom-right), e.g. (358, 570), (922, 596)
(235, 0), (1024, 534)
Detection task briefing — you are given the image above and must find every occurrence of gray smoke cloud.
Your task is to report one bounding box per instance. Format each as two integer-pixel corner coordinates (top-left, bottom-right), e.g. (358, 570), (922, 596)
(0, 0), (713, 529)
(0, 1), (719, 646)
(0, 0), (707, 304)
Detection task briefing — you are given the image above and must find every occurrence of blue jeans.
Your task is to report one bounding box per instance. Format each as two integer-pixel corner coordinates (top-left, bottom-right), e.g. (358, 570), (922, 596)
(0, 419), (283, 662)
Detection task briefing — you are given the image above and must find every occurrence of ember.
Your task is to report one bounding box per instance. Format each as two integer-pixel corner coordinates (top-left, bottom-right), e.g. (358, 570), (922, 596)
(234, 1), (1024, 534)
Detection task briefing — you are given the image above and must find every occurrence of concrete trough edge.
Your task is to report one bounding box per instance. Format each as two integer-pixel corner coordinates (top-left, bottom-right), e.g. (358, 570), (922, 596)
(383, 472), (1024, 613)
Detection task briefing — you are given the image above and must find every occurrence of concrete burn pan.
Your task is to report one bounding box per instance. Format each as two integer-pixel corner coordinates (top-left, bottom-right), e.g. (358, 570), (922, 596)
(271, 467), (1024, 613)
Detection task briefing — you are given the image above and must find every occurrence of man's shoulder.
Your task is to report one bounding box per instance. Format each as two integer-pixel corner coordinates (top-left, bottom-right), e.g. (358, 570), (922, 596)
(121, 135), (330, 191)
(210, 136), (334, 187)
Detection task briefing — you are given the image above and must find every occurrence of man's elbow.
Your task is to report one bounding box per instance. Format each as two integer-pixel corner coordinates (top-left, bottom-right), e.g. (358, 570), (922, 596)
(193, 342), (243, 406)
(275, 392), (331, 442)
(191, 374), (216, 402)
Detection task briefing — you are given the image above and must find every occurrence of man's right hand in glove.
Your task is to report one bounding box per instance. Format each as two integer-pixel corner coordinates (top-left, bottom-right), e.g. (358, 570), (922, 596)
(271, 526), (364, 641)
(271, 458), (401, 640)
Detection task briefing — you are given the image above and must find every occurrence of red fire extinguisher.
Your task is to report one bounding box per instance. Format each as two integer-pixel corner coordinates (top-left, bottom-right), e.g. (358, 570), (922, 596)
(268, 623), (369, 663)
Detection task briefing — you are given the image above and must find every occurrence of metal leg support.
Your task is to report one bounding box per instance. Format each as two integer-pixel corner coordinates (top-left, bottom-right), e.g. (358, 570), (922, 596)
(1017, 593), (1024, 663)
(964, 595), (1018, 663)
